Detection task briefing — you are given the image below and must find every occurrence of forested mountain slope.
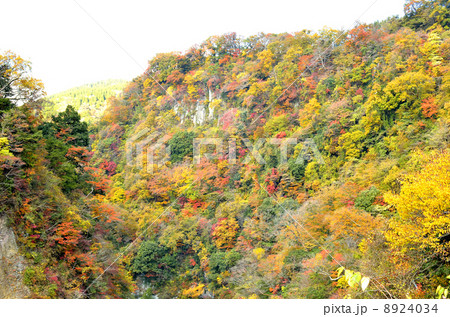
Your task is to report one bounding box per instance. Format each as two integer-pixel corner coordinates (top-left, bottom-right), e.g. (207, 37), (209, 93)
(44, 79), (128, 123)
(1, 53), (134, 298)
(1, 0), (449, 299)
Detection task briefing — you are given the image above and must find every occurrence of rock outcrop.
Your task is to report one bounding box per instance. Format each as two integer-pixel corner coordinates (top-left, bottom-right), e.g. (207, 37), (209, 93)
(0, 216), (30, 298)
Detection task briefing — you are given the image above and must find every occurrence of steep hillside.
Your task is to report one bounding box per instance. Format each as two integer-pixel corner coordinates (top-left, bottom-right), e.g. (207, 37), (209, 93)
(1, 0), (449, 299)
(87, 0), (450, 299)
(1, 53), (134, 298)
(44, 79), (128, 123)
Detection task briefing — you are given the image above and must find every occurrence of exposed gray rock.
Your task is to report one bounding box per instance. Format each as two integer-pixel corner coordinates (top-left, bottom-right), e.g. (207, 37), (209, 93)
(0, 216), (30, 298)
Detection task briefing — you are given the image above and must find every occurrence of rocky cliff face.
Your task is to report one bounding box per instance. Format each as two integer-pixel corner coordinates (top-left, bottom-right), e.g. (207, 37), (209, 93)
(0, 216), (30, 298)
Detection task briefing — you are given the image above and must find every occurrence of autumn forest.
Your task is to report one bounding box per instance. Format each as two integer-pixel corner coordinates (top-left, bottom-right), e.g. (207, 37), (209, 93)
(1, 0), (450, 299)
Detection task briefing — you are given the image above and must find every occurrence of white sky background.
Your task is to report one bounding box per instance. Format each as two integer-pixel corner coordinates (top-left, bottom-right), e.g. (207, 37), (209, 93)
(2, 0), (405, 95)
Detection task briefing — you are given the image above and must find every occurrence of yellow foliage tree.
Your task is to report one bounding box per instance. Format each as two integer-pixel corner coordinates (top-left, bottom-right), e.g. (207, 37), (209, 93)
(0, 137), (13, 158)
(298, 97), (321, 129)
(211, 217), (239, 249)
(181, 283), (205, 298)
(338, 130), (365, 159)
(381, 71), (434, 112)
(0, 51), (45, 103)
(385, 151), (450, 259)
(256, 49), (275, 78)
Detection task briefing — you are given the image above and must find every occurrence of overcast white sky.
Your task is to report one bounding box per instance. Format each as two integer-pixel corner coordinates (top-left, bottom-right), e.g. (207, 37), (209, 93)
(2, 0), (405, 95)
